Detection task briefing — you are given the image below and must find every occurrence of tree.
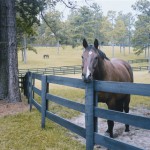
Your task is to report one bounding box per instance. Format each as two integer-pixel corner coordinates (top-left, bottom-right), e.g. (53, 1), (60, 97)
(67, 4), (102, 47)
(132, 0), (150, 55)
(0, 0), (20, 102)
(114, 19), (126, 49)
(114, 12), (132, 55)
(99, 16), (112, 45)
(16, 0), (42, 63)
(107, 11), (116, 57)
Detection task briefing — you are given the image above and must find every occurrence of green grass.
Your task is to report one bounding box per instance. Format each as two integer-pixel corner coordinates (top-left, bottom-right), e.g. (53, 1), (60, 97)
(0, 110), (85, 150)
(18, 46), (83, 69)
(18, 45), (148, 69)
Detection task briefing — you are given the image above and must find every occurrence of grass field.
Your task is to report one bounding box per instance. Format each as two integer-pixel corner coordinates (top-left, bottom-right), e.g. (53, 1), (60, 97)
(18, 45), (148, 69)
(18, 45), (149, 109)
(0, 46), (149, 150)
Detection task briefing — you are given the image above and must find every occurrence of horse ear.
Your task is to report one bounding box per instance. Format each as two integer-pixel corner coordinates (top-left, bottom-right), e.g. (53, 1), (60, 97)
(94, 39), (99, 49)
(83, 39), (88, 48)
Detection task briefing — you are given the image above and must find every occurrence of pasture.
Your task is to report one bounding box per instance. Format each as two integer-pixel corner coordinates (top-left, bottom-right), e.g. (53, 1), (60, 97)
(18, 45), (147, 69)
(0, 46), (149, 150)
(18, 45), (150, 109)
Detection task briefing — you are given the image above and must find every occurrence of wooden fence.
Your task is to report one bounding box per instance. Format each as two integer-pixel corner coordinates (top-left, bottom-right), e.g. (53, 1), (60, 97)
(18, 59), (149, 77)
(19, 65), (81, 91)
(128, 59), (148, 64)
(19, 65), (81, 77)
(24, 72), (150, 150)
(19, 59), (149, 91)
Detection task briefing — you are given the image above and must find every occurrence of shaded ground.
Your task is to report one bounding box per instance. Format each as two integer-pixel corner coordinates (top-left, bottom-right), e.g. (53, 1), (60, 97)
(70, 107), (150, 150)
(0, 99), (29, 117)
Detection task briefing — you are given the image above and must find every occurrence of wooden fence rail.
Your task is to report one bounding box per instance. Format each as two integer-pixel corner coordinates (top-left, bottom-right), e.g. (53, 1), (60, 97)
(128, 59), (148, 64)
(19, 65), (82, 77)
(19, 58), (149, 92)
(19, 58), (149, 77)
(18, 59), (149, 90)
(24, 72), (150, 150)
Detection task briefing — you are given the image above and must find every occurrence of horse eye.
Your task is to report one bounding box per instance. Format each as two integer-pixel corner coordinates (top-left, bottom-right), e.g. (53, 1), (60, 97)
(95, 57), (98, 60)
(81, 56), (84, 59)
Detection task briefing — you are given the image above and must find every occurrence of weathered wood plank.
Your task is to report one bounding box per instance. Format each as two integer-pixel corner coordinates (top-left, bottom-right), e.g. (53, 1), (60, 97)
(94, 133), (143, 150)
(47, 75), (85, 89)
(46, 93), (85, 113)
(32, 98), (41, 112)
(85, 82), (94, 150)
(41, 75), (47, 128)
(32, 86), (41, 96)
(94, 81), (150, 96)
(29, 73), (33, 111)
(95, 107), (150, 130)
(32, 73), (42, 80)
(46, 111), (86, 138)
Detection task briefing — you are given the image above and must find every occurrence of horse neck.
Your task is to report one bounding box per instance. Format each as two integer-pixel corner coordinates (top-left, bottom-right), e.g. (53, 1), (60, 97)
(93, 58), (106, 80)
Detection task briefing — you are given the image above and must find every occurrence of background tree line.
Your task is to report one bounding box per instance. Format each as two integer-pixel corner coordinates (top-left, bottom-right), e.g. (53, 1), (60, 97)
(0, 0), (149, 102)
(30, 0), (150, 56)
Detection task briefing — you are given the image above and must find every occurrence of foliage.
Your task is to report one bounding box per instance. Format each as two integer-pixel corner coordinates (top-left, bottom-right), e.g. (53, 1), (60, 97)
(15, 0), (44, 61)
(132, 0), (150, 55)
(34, 3), (137, 48)
(62, 4), (103, 47)
(16, 0), (44, 35)
(15, 0), (150, 53)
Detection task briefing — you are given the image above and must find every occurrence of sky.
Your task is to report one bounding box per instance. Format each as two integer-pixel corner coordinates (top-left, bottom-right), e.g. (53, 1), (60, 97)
(57, 0), (138, 19)
(94, 0), (137, 15)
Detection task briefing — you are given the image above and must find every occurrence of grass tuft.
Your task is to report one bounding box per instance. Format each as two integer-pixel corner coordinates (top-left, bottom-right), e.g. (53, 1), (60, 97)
(0, 110), (85, 150)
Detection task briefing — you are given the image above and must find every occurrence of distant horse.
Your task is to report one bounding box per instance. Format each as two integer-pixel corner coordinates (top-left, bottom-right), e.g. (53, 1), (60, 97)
(82, 39), (133, 138)
(43, 54), (49, 59)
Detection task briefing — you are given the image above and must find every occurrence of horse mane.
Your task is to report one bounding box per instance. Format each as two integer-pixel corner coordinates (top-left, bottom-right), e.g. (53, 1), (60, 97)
(98, 49), (110, 61)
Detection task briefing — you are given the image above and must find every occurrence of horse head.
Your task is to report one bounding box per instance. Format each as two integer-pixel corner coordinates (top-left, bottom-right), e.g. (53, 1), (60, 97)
(82, 39), (102, 82)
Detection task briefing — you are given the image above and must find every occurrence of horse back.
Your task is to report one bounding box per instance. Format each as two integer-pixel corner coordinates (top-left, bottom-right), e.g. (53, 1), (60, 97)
(104, 58), (133, 83)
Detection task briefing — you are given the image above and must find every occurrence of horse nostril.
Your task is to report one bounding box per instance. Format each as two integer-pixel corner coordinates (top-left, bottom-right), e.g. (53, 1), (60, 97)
(82, 73), (85, 79)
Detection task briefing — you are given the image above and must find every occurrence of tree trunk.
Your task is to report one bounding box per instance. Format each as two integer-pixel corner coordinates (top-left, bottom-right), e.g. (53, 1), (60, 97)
(112, 43), (114, 58)
(0, 0), (21, 102)
(0, 0), (8, 99)
(57, 41), (60, 55)
(23, 35), (27, 64)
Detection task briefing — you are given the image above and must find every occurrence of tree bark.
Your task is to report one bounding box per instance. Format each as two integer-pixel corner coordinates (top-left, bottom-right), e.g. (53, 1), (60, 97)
(23, 34), (27, 64)
(0, 0), (21, 102)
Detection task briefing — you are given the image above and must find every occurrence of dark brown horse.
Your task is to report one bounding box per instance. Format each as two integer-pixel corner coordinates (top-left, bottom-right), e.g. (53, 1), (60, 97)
(82, 39), (133, 138)
(43, 54), (49, 59)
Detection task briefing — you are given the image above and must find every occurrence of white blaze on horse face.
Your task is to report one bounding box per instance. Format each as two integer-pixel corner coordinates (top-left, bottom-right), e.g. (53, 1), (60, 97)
(89, 51), (92, 55)
(86, 51), (92, 78)
(86, 66), (90, 78)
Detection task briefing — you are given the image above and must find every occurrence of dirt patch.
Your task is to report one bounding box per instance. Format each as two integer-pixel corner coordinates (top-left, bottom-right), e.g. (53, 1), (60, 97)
(0, 98), (29, 117)
(70, 107), (150, 150)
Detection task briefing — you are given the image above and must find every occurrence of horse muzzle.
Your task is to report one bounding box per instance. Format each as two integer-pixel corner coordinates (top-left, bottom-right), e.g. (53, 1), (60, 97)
(82, 73), (93, 83)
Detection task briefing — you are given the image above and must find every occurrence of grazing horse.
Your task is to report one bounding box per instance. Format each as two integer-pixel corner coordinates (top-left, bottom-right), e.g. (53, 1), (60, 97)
(43, 54), (49, 59)
(81, 39), (133, 138)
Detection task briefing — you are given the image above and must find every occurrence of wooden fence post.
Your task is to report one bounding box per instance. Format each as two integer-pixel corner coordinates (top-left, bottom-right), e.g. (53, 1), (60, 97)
(32, 78), (35, 99)
(29, 72), (33, 111)
(41, 75), (47, 128)
(46, 82), (49, 110)
(94, 92), (98, 132)
(85, 81), (94, 150)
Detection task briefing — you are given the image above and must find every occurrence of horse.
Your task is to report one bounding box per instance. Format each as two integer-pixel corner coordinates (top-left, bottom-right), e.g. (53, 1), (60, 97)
(43, 54), (49, 59)
(81, 39), (133, 138)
